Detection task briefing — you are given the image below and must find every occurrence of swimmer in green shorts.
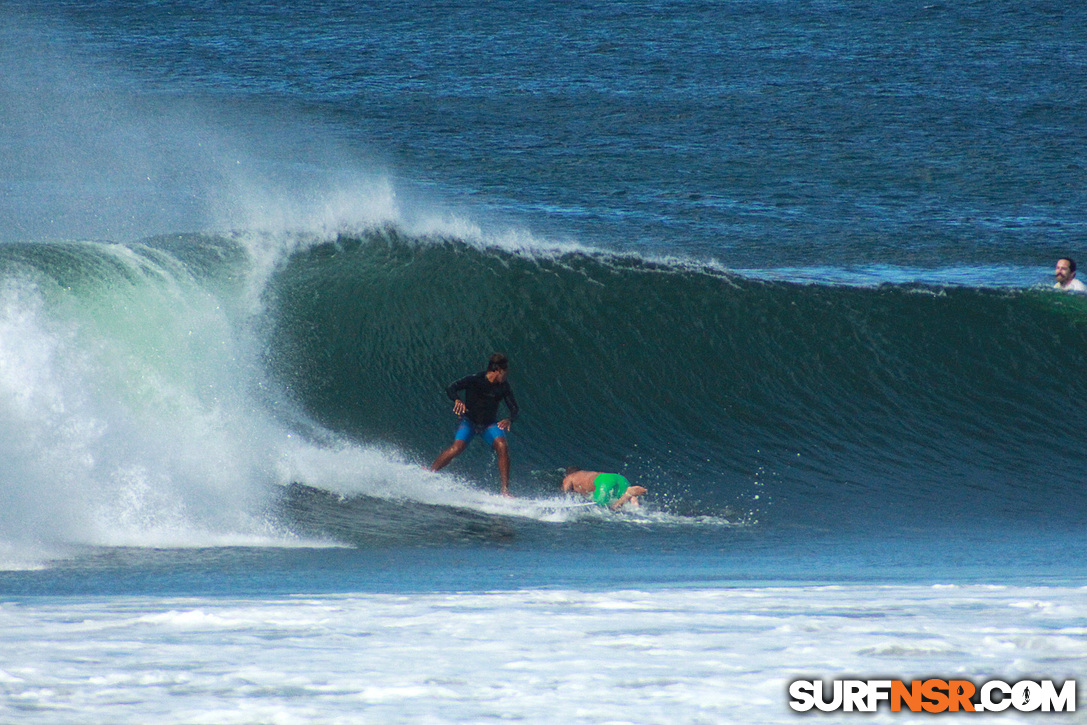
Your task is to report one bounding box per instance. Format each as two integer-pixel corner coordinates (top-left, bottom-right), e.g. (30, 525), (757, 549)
(561, 467), (647, 510)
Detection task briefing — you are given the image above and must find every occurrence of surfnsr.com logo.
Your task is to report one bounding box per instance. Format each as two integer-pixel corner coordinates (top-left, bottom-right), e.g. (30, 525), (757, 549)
(789, 678), (1076, 713)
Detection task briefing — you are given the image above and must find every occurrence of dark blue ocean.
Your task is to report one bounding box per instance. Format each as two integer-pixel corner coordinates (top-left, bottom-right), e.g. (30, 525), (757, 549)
(0, 2), (1084, 722)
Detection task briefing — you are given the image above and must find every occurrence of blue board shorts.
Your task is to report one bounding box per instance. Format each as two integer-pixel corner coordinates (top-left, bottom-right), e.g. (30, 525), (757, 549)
(455, 418), (506, 446)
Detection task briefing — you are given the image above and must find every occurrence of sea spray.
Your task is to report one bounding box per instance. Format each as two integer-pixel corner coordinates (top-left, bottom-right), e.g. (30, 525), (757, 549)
(0, 240), (291, 555)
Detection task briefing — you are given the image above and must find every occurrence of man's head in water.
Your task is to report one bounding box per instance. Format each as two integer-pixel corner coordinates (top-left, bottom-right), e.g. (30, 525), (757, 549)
(1056, 258), (1077, 287)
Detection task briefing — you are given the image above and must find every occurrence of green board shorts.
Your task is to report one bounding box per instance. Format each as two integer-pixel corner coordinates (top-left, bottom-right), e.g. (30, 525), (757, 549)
(592, 473), (630, 507)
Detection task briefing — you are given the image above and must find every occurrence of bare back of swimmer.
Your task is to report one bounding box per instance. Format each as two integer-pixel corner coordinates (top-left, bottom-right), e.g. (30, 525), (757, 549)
(561, 467), (647, 510)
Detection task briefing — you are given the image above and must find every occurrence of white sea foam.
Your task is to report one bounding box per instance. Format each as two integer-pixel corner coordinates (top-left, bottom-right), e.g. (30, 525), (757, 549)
(0, 585), (1082, 724)
(0, 242), (372, 561)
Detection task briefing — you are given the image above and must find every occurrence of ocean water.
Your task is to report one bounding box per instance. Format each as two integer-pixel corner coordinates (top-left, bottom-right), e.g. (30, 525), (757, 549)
(1, 1), (1085, 722)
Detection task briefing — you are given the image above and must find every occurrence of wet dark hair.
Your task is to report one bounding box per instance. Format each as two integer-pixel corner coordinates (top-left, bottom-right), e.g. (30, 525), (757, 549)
(1061, 257), (1078, 274)
(487, 353), (509, 372)
(564, 466), (581, 476)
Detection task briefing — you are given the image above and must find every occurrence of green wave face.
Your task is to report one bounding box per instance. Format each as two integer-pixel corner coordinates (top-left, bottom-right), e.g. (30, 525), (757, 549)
(266, 230), (1087, 526)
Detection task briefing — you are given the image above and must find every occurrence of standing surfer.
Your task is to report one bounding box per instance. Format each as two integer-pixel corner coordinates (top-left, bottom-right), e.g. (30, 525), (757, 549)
(430, 353), (519, 496)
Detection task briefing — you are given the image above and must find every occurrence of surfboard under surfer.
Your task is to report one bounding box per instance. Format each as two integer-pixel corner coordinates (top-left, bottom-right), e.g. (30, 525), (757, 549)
(561, 467), (647, 510)
(429, 353), (519, 496)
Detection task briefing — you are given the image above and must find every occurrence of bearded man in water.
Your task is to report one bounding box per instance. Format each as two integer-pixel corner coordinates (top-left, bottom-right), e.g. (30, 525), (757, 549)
(1055, 257), (1087, 292)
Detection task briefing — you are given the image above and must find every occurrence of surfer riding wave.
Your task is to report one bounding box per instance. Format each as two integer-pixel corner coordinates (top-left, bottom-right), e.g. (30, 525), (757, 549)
(429, 353), (519, 496)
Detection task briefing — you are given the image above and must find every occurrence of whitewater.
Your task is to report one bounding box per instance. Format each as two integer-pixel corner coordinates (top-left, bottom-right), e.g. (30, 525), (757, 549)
(3, 1), (1086, 722)
(1, 585), (1083, 724)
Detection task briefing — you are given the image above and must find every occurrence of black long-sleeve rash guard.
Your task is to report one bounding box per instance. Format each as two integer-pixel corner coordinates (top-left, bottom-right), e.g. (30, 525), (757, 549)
(446, 372), (519, 427)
